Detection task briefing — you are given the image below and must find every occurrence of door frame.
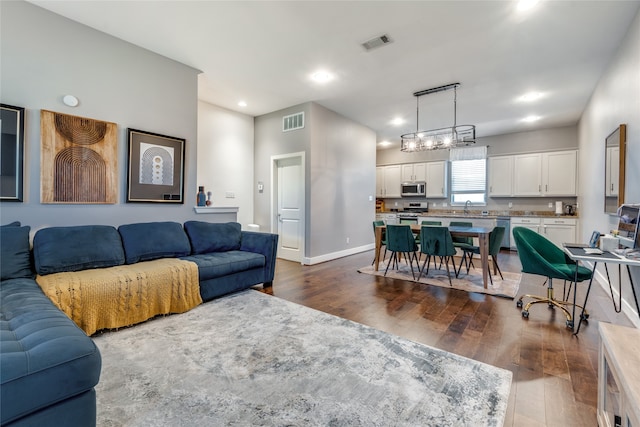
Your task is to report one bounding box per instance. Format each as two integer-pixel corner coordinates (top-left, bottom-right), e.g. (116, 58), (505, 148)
(270, 151), (306, 263)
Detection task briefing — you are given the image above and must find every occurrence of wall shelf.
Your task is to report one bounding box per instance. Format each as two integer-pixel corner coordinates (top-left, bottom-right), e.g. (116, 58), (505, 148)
(193, 206), (239, 214)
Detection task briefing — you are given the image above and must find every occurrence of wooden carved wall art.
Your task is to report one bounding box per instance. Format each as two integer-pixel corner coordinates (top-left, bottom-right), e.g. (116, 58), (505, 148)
(40, 110), (117, 204)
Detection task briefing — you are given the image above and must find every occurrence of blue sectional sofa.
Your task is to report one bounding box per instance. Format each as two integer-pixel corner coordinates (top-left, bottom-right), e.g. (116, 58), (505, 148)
(1, 220), (278, 426)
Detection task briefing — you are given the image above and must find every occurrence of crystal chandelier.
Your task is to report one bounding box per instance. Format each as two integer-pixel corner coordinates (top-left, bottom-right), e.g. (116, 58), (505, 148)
(400, 83), (476, 152)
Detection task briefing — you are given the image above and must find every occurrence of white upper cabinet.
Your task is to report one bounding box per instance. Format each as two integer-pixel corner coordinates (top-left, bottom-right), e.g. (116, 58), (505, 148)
(513, 153), (543, 196)
(510, 150), (577, 197)
(488, 156), (514, 197)
(376, 165), (402, 198)
(401, 163), (426, 182)
(542, 150), (577, 196)
(425, 161), (447, 198)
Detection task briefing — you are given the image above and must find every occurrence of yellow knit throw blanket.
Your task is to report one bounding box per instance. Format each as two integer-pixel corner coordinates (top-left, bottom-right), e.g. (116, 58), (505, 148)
(36, 258), (202, 336)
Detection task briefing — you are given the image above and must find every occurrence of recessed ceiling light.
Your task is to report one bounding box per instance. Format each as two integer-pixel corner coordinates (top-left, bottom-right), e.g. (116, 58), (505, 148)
(378, 140), (392, 147)
(519, 92), (543, 102)
(238, 101), (247, 107)
(311, 70), (333, 83)
(391, 117), (404, 126)
(517, 0), (539, 12)
(522, 115), (541, 123)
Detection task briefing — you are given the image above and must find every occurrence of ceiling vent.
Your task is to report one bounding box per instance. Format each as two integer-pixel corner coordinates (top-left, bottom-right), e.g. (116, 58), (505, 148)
(362, 34), (392, 51)
(283, 112), (304, 132)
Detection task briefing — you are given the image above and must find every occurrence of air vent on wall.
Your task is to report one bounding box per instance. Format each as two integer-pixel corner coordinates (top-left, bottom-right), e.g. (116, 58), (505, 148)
(362, 34), (392, 51)
(283, 112), (305, 132)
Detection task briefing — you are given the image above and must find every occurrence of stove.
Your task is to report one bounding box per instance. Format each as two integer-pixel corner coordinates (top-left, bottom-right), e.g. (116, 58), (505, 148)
(398, 202), (429, 218)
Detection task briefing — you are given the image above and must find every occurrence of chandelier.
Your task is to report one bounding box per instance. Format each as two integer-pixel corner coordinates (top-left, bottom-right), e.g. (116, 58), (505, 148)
(400, 83), (476, 152)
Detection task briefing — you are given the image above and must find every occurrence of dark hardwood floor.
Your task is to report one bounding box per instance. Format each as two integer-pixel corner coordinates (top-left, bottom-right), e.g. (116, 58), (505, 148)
(257, 249), (634, 427)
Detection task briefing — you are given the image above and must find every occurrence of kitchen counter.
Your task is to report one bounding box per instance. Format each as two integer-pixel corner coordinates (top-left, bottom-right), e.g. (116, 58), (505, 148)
(377, 210), (578, 219)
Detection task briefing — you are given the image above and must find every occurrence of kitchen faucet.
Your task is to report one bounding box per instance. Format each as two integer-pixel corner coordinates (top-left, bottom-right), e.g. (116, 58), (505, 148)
(464, 200), (472, 215)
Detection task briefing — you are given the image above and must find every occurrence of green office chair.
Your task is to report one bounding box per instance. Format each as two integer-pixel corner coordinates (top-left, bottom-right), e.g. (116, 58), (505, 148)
(512, 226), (593, 328)
(458, 226), (506, 285)
(419, 226), (457, 285)
(372, 220), (387, 265)
(384, 225), (419, 280)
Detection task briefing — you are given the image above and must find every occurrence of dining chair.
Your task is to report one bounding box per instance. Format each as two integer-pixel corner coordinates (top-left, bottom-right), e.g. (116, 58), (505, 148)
(372, 220), (387, 265)
(450, 221), (474, 271)
(384, 225), (419, 280)
(420, 220), (442, 264)
(418, 226), (457, 285)
(512, 226), (593, 328)
(457, 226), (506, 285)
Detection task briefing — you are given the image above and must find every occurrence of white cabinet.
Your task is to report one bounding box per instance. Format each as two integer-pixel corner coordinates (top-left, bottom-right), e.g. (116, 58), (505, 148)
(425, 161), (447, 198)
(510, 217), (541, 250)
(488, 156), (514, 197)
(513, 153), (543, 196)
(401, 163), (426, 182)
(376, 165), (401, 198)
(606, 146), (620, 197)
(542, 217), (577, 248)
(542, 150), (577, 196)
(511, 150), (577, 197)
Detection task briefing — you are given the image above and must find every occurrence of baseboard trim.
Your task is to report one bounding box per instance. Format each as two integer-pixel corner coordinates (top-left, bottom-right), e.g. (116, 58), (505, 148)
(592, 264), (640, 328)
(303, 244), (374, 265)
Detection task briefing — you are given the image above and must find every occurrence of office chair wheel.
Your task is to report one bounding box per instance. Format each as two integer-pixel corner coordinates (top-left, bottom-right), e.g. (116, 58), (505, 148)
(580, 313), (590, 321)
(516, 299), (523, 308)
(566, 320), (574, 329)
(521, 310), (529, 319)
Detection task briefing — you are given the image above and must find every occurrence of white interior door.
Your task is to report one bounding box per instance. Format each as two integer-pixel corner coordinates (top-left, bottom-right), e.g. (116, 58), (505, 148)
(276, 156), (303, 262)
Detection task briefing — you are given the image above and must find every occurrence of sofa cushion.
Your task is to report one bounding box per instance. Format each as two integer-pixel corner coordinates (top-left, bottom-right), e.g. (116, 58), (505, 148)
(184, 221), (242, 254)
(118, 222), (191, 264)
(33, 225), (125, 275)
(1, 226), (33, 280)
(2, 221), (21, 227)
(182, 250), (265, 280)
(0, 278), (101, 425)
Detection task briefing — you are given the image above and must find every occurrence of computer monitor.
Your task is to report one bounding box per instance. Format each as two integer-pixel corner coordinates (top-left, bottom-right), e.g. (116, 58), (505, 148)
(617, 206), (640, 248)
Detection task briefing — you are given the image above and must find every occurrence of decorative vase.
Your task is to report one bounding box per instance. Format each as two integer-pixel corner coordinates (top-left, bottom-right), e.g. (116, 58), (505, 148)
(206, 191), (212, 206)
(197, 186), (206, 207)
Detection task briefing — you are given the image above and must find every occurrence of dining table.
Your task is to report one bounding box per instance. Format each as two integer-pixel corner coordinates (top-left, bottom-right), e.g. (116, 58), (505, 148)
(374, 224), (495, 289)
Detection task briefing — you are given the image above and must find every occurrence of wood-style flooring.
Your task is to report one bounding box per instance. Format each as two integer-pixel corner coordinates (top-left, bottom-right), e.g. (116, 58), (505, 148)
(257, 249), (634, 427)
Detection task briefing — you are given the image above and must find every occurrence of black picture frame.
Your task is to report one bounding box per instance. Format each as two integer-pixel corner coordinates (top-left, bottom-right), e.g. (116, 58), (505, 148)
(126, 128), (185, 204)
(1, 104), (25, 202)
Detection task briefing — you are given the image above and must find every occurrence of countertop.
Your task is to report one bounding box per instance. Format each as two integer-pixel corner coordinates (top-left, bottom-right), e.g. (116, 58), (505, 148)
(377, 210), (579, 219)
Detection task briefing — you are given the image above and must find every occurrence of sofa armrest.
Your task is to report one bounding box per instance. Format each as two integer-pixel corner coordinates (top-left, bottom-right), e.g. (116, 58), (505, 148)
(240, 231), (278, 286)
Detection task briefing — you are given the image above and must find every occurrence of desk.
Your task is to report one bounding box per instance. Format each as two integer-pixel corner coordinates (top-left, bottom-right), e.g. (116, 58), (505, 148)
(374, 225), (494, 289)
(563, 246), (640, 335)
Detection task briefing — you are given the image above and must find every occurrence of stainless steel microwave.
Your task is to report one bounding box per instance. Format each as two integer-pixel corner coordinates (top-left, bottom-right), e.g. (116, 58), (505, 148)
(401, 182), (426, 197)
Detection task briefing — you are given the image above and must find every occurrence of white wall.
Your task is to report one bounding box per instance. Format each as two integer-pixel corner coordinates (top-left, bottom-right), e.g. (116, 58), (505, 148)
(197, 101), (254, 228)
(0, 1), (202, 230)
(579, 9), (640, 324)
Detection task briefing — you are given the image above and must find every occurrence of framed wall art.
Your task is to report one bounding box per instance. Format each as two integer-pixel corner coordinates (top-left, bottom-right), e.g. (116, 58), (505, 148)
(40, 110), (118, 204)
(126, 128), (185, 203)
(1, 104), (25, 202)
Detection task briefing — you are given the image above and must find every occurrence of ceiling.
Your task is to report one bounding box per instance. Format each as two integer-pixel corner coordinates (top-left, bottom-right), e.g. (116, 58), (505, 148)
(28, 1), (640, 149)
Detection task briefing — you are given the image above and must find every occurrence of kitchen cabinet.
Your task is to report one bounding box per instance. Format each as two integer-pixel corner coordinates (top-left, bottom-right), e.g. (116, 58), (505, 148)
(425, 161), (447, 198)
(606, 146), (620, 197)
(488, 156), (514, 197)
(511, 150), (577, 197)
(401, 163), (426, 182)
(543, 150), (577, 196)
(597, 323), (640, 427)
(542, 217), (577, 248)
(376, 165), (401, 198)
(510, 217), (541, 249)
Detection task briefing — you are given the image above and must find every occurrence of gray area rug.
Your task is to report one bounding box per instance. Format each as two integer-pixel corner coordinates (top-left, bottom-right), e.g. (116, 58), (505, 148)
(359, 257), (521, 299)
(93, 290), (512, 426)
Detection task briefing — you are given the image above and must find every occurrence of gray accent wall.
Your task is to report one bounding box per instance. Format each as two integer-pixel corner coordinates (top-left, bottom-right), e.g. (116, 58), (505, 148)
(0, 1), (200, 231)
(254, 102), (376, 263)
